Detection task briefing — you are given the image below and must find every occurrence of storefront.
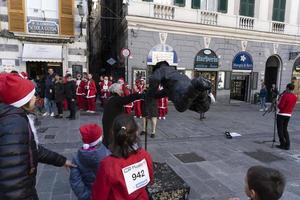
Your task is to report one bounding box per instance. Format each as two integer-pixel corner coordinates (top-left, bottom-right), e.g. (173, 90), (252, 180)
(194, 48), (219, 97)
(230, 51), (253, 102)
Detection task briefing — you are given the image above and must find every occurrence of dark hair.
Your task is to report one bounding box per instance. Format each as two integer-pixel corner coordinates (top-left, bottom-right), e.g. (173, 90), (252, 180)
(111, 114), (139, 158)
(65, 74), (72, 78)
(247, 166), (285, 200)
(286, 83), (295, 91)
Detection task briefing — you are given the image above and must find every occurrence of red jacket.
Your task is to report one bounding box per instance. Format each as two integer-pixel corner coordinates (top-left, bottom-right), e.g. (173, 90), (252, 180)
(79, 80), (87, 96)
(99, 81), (112, 98)
(278, 92), (297, 116)
(86, 80), (97, 98)
(92, 148), (153, 200)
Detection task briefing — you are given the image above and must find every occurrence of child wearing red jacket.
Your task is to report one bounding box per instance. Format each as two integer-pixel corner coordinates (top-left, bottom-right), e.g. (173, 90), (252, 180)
(92, 114), (153, 200)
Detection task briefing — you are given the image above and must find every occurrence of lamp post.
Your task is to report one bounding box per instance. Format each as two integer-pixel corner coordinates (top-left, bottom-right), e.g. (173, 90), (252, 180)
(77, 2), (84, 37)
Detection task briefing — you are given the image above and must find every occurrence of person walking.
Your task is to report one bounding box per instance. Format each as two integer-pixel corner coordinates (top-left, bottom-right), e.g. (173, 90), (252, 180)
(157, 85), (168, 120)
(259, 83), (268, 111)
(133, 78), (146, 118)
(99, 76), (112, 107)
(43, 68), (56, 116)
(54, 75), (65, 118)
(64, 74), (77, 120)
(0, 73), (76, 200)
(86, 74), (97, 113)
(276, 83), (297, 150)
(92, 114), (153, 200)
(76, 74), (84, 110)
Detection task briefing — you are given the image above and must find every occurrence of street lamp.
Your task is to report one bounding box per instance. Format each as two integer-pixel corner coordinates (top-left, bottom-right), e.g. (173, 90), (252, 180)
(77, 2), (84, 37)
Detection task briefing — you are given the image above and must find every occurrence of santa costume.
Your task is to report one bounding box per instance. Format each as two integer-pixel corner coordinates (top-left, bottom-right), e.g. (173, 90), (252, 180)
(118, 78), (133, 114)
(86, 78), (97, 113)
(99, 79), (112, 107)
(157, 85), (168, 120)
(76, 76), (85, 110)
(133, 79), (145, 118)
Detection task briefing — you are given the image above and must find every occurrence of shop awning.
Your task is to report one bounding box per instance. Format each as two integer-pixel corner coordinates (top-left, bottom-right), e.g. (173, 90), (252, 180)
(22, 44), (62, 62)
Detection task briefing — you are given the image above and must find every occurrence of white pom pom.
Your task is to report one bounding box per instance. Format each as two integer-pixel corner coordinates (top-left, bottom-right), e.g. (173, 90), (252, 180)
(83, 144), (90, 150)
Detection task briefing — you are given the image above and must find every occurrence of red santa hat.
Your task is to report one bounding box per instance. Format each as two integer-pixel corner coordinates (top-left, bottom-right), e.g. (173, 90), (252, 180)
(0, 73), (35, 107)
(19, 72), (28, 79)
(79, 124), (103, 150)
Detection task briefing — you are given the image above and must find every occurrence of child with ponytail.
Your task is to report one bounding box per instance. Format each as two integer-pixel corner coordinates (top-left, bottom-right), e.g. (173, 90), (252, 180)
(92, 114), (153, 200)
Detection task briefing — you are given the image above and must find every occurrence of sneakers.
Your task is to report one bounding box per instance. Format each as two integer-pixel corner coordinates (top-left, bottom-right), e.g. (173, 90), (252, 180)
(50, 112), (55, 117)
(140, 131), (146, 136)
(43, 112), (49, 117)
(259, 109), (264, 112)
(90, 111), (96, 113)
(150, 133), (155, 138)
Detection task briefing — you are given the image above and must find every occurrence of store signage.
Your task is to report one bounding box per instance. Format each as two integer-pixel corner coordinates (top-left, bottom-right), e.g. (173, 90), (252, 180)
(152, 51), (174, 65)
(27, 20), (58, 35)
(147, 43), (178, 66)
(194, 49), (219, 69)
(232, 51), (253, 70)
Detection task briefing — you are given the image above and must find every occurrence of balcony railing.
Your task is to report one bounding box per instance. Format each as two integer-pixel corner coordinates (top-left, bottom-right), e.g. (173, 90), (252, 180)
(154, 4), (175, 20)
(200, 11), (218, 25)
(239, 16), (254, 30)
(272, 21), (285, 33)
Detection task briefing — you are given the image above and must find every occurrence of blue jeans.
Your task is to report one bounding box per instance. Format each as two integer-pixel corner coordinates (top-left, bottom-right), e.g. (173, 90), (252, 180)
(260, 97), (267, 109)
(44, 98), (55, 114)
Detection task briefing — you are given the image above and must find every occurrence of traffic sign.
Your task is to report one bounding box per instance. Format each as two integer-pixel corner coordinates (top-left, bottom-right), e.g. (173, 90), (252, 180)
(106, 58), (116, 66)
(121, 48), (131, 57)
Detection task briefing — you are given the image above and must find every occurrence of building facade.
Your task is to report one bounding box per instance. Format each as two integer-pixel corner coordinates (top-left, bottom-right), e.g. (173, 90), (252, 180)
(96, 0), (300, 103)
(0, 0), (88, 78)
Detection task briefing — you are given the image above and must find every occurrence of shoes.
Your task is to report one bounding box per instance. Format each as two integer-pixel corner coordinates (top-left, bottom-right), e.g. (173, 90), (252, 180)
(66, 116), (72, 119)
(90, 111), (96, 113)
(264, 108), (268, 111)
(259, 109), (263, 112)
(163, 117), (166, 120)
(225, 131), (232, 139)
(150, 133), (155, 138)
(43, 112), (49, 117)
(54, 115), (63, 119)
(50, 112), (55, 117)
(140, 131), (146, 136)
(69, 117), (76, 120)
(276, 145), (287, 150)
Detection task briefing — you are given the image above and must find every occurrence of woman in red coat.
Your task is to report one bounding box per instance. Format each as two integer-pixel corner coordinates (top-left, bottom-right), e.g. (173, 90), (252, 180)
(133, 79), (145, 118)
(92, 114), (153, 200)
(86, 74), (97, 113)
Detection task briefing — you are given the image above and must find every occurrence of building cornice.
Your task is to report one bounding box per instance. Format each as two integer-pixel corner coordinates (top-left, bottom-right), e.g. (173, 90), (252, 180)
(126, 15), (300, 46)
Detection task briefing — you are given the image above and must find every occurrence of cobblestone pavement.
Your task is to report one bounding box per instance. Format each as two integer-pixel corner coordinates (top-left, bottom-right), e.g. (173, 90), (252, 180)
(36, 102), (300, 200)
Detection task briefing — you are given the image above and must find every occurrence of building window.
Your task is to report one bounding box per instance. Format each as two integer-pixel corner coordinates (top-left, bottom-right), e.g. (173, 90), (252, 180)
(174, 0), (185, 7)
(272, 0), (286, 22)
(142, 0), (153, 2)
(239, 0), (255, 17)
(192, 0), (201, 9)
(191, 0), (227, 12)
(26, 0), (59, 19)
(218, 0), (228, 13)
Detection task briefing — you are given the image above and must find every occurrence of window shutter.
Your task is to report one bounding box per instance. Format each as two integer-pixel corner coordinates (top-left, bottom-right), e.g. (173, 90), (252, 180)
(8, 0), (25, 32)
(218, 0), (228, 13)
(272, 0), (286, 22)
(175, 0), (185, 7)
(192, 0), (201, 9)
(59, 0), (74, 36)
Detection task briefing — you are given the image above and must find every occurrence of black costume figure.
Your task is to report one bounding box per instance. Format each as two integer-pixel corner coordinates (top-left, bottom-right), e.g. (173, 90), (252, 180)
(147, 61), (211, 113)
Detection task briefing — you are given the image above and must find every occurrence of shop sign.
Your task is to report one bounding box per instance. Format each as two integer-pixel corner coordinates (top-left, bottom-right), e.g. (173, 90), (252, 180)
(27, 20), (58, 35)
(147, 43), (178, 66)
(232, 51), (253, 70)
(152, 51), (174, 65)
(194, 49), (219, 69)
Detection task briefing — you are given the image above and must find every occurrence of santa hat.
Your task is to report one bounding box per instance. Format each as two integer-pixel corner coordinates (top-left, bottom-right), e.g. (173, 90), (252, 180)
(118, 77), (125, 84)
(0, 73), (35, 107)
(19, 72), (28, 79)
(80, 124), (103, 150)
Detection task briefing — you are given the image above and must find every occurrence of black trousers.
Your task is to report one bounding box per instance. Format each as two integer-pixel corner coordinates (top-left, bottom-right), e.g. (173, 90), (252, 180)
(277, 114), (290, 148)
(67, 98), (76, 118)
(56, 102), (63, 115)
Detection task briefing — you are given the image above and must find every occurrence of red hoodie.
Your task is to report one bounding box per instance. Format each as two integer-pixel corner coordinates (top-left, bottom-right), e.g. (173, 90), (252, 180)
(277, 92), (297, 116)
(92, 148), (153, 200)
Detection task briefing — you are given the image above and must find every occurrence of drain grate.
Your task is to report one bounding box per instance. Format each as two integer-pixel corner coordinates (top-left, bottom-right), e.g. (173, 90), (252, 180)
(44, 135), (55, 139)
(174, 152), (206, 163)
(244, 149), (284, 163)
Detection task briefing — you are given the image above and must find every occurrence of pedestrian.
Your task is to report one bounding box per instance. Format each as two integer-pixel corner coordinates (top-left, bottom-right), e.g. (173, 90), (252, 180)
(99, 76), (112, 107)
(43, 68), (56, 116)
(123, 83), (133, 114)
(80, 72), (88, 110)
(86, 74), (97, 113)
(76, 74), (84, 110)
(133, 78), (146, 118)
(109, 75), (114, 83)
(0, 73), (76, 200)
(92, 114), (153, 200)
(259, 83), (268, 111)
(276, 83), (297, 150)
(102, 83), (144, 147)
(64, 74), (77, 120)
(245, 166), (285, 200)
(157, 85), (168, 120)
(54, 75), (65, 118)
(33, 75), (44, 114)
(70, 124), (111, 200)
(271, 83), (279, 103)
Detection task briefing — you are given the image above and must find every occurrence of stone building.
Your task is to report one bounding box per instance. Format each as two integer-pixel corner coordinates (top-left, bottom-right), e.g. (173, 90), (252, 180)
(0, 0), (88, 78)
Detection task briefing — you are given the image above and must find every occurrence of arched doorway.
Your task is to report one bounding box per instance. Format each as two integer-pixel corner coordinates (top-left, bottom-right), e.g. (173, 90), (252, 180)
(292, 57), (300, 101)
(265, 56), (280, 102)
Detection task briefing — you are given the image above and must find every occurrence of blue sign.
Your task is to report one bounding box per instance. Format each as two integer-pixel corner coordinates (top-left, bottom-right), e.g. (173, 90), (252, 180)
(232, 51), (253, 70)
(194, 49), (219, 69)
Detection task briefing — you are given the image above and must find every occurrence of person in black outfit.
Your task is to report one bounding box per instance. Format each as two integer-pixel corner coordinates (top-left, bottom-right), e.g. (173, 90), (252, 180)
(102, 83), (145, 147)
(64, 74), (77, 120)
(0, 73), (75, 200)
(54, 75), (65, 118)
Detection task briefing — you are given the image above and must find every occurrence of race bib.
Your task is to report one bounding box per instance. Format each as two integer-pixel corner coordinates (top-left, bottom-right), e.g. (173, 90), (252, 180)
(122, 159), (150, 195)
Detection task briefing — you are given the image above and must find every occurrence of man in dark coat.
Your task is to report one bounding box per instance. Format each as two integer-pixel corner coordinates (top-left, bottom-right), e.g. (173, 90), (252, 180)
(64, 74), (77, 120)
(0, 73), (75, 200)
(44, 68), (56, 116)
(54, 75), (65, 118)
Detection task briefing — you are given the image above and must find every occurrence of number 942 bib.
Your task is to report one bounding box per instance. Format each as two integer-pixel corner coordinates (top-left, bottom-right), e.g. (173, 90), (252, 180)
(122, 159), (150, 195)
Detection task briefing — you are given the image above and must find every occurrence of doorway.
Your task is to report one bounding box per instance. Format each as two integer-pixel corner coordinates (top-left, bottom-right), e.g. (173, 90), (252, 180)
(265, 56), (280, 102)
(230, 74), (249, 101)
(194, 71), (217, 98)
(26, 62), (63, 79)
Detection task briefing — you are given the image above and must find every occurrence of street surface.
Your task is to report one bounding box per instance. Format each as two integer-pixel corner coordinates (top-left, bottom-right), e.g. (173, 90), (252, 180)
(36, 102), (300, 200)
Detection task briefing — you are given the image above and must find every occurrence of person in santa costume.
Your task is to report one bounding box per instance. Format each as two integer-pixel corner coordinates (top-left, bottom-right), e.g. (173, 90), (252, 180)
(118, 78), (133, 114)
(79, 72), (88, 110)
(70, 124), (111, 200)
(133, 78), (146, 118)
(86, 74), (97, 113)
(0, 73), (76, 200)
(157, 85), (168, 120)
(99, 76), (112, 107)
(75, 74), (84, 110)
(92, 114), (153, 200)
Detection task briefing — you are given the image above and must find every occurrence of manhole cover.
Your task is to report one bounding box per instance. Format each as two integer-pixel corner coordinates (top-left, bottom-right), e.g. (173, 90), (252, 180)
(174, 152), (205, 163)
(244, 150), (284, 163)
(37, 128), (48, 133)
(44, 135), (55, 139)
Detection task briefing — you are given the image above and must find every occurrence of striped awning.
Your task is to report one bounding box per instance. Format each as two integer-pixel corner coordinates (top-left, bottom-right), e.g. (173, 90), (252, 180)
(22, 44), (62, 62)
